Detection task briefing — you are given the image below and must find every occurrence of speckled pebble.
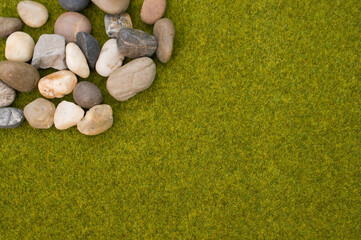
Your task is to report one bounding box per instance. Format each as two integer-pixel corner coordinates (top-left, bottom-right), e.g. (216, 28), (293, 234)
(0, 81), (16, 108)
(117, 28), (157, 58)
(0, 107), (24, 129)
(105, 13), (133, 38)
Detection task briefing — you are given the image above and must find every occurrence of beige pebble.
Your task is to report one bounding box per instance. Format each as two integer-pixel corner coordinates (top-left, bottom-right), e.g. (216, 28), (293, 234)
(24, 98), (55, 129)
(38, 70), (77, 99)
(77, 104), (113, 135)
(66, 43), (90, 78)
(17, 0), (48, 28)
(54, 101), (84, 130)
(5, 32), (35, 62)
(154, 18), (175, 63)
(91, 0), (130, 15)
(141, 0), (166, 25)
(54, 12), (91, 43)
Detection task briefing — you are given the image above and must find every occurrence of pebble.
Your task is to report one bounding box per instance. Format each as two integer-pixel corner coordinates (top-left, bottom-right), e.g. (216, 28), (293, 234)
(38, 70), (77, 99)
(153, 18), (175, 63)
(17, 0), (48, 28)
(0, 17), (22, 39)
(54, 12), (91, 43)
(0, 107), (24, 129)
(141, 0), (166, 25)
(104, 13), (133, 38)
(0, 61), (40, 92)
(91, 0), (130, 15)
(107, 57), (156, 101)
(76, 32), (100, 69)
(24, 98), (55, 129)
(96, 39), (124, 77)
(31, 34), (67, 70)
(5, 32), (35, 62)
(58, 0), (90, 12)
(77, 104), (113, 135)
(73, 81), (103, 109)
(54, 101), (84, 130)
(117, 28), (157, 58)
(66, 43), (90, 78)
(0, 81), (16, 108)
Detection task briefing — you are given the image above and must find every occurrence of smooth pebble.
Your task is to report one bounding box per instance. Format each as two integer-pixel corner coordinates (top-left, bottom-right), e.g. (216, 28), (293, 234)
(24, 98), (55, 129)
(58, 0), (90, 11)
(76, 32), (100, 69)
(91, 0), (130, 15)
(0, 17), (22, 38)
(77, 104), (113, 135)
(73, 81), (103, 109)
(54, 101), (84, 130)
(66, 43), (90, 78)
(141, 0), (166, 25)
(17, 0), (48, 28)
(153, 18), (175, 63)
(38, 70), (77, 99)
(5, 32), (35, 62)
(96, 39), (124, 77)
(54, 12), (91, 43)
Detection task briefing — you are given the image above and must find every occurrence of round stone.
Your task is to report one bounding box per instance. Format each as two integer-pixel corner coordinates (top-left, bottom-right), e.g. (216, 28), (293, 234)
(105, 13), (133, 38)
(0, 81), (16, 108)
(17, 0), (48, 28)
(24, 98), (55, 129)
(116, 28), (157, 58)
(58, 0), (90, 11)
(54, 12), (91, 43)
(76, 32), (100, 69)
(5, 32), (35, 62)
(91, 0), (130, 15)
(38, 70), (77, 99)
(0, 108), (24, 129)
(77, 104), (113, 136)
(66, 43), (90, 78)
(73, 81), (103, 109)
(0, 17), (22, 39)
(153, 18), (175, 63)
(96, 39), (124, 77)
(141, 0), (166, 25)
(0, 61), (40, 92)
(54, 101), (84, 130)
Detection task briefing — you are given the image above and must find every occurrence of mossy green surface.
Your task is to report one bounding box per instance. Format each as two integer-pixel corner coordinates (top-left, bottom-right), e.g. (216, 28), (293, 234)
(1, 0), (361, 239)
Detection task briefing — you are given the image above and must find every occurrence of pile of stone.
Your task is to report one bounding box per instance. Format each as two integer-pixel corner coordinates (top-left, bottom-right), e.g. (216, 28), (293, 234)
(0, 0), (175, 135)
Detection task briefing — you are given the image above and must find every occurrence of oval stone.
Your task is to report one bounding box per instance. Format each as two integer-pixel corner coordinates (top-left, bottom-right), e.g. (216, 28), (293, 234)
(91, 0), (130, 15)
(54, 101), (84, 130)
(153, 18), (175, 63)
(96, 39), (124, 77)
(0, 17), (22, 39)
(77, 104), (113, 136)
(24, 98), (55, 129)
(5, 32), (35, 62)
(107, 57), (156, 101)
(0, 61), (40, 92)
(58, 0), (90, 11)
(66, 43), (90, 78)
(0, 108), (24, 129)
(17, 0), (48, 28)
(38, 70), (77, 99)
(76, 32), (100, 69)
(73, 81), (103, 109)
(141, 0), (166, 25)
(105, 13), (133, 38)
(0, 81), (16, 108)
(54, 12), (91, 43)
(116, 28), (157, 58)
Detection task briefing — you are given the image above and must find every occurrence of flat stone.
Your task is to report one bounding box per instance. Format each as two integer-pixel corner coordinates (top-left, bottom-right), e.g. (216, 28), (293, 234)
(0, 61), (40, 92)
(141, 0), (166, 25)
(66, 43), (90, 78)
(107, 57), (156, 101)
(17, 0), (48, 28)
(5, 31), (35, 62)
(58, 0), (90, 11)
(0, 17), (22, 39)
(73, 81), (103, 109)
(0, 81), (16, 108)
(91, 0), (129, 15)
(38, 70), (77, 99)
(0, 107), (24, 128)
(105, 13), (133, 38)
(153, 18), (175, 63)
(77, 104), (113, 135)
(31, 34), (67, 70)
(76, 32), (100, 69)
(24, 98), (55, 129)
(116, 28), (157, 58)
(54, 12), (91, 43)
(96, 39), (124, 77)
(54, 101), (84, 130)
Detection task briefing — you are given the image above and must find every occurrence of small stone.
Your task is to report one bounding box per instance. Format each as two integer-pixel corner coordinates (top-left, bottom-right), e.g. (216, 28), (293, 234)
(107, 57), (156, 101)
(141, 0), (166, 25)
(31, 34), (67, 70)
(96, 39), (124, 77)
(73, 81), (103, 109)
(77, 104), (113, 135)
(54, 101), (84, 130)
(0, 61), (40, 92)
(17, 0), (48, 28)
(5, 32), (35, 62)
(54, 12), (91, 43)
(91, 0), (130, 15)
(117, 28), (157, 58)
(76, 32), (100, 69)
(105, 13), (133, 38)
(0, 108), (24, 129)
(24, 98), (55, 129)
(58, 0), (90, 11)
(153, 18), (175, 63)
(66, 43), (90, 78)
(0, 17), (22, 39)
(0, 81), (16, 108)
(38, 70), (77, 99)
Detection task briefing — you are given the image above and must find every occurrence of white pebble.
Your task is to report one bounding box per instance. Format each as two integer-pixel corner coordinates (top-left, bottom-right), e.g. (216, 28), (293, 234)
(5, 32), (35, 62)
(54, 101), (84, 130)
(66, 43), (90, 78)
(96, 39), (124, 77)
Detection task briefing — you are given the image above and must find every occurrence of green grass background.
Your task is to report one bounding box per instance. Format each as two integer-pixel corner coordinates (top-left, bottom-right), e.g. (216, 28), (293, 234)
(0, 0), (361, 239)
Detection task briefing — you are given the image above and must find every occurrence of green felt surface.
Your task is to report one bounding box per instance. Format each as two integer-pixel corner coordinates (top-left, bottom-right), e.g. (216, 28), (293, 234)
(1, 0), (361, 239)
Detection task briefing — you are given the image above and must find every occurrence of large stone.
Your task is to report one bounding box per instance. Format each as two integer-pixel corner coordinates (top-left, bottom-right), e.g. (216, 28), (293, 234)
(91, 0), (130, 15)
(76, 32), (100, 69)
(24, 98), (55, 129)
(0, 108), (24, 129)
(0, 61), (40, 92)
(31, 34), (67, 70)
(38, 70), (77, 99)
(107, 57), (156, 101)
(73, 81), (103, 109)
(66, 43), (90, 78)
(54, 12), (91, 43)
(54, 101), (84, 130)
(141, 0), (166, 25)
(0, 81), (16, 108)
(58, 0), (90, 12)
(77, 104), (113, 136)
(153, 18), (175, 63)
(17, 0), (48, 28)
(5, 31), (35, 62)
(104, 13), (133, 38)
(116, 28), (157, 58)
(0, 17), (22, 39)
(96, 39), (124, 77)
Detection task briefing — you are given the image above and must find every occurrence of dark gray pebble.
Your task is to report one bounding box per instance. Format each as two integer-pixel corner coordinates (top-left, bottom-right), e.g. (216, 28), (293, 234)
(76, 32), (100, 69)
(73, 81), (103, 109)
(58, 0), (90, 11)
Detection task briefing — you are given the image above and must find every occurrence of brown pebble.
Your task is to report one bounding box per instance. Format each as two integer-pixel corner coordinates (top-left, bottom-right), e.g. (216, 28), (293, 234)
(141, 0), (166, 25)
(0, 17), (22, 38)
(153, 18), (175, 63)
(54, 12), (91, 43)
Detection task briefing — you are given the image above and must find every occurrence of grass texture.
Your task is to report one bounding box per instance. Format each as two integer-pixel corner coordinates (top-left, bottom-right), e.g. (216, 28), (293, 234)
(1, 0), (361, 239)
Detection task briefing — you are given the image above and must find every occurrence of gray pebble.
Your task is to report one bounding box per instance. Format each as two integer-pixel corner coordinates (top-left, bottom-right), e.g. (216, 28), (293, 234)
(58, 0), (90, 11)
(0, 81), (16, 108)
(105, 13), (133, 38)
(0, 107), (24, 128)
(73, 81), (103, 109)
(76, 32), (100, 69)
